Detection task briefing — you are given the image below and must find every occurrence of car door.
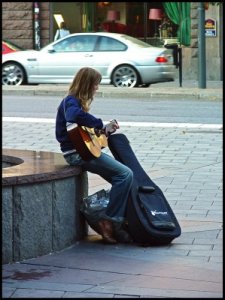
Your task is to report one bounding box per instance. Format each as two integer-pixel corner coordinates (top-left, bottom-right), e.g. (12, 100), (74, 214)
(33, 35), (98, 82)
(87, 36), (127, 81)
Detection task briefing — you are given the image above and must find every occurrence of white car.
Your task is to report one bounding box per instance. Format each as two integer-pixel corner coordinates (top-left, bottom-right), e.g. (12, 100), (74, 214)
(2, 32), (176, 88)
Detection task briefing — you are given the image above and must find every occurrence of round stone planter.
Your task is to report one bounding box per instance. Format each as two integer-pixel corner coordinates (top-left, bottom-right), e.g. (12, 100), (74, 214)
(2, 149), (88, 264)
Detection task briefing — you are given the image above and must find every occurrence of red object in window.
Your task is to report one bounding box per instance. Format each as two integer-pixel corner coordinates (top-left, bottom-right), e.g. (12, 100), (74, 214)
(107, 10), (120, 22)
(102, 22), (127, 34)
(149, 8), (162, 20)
(155, 56), (168, 63)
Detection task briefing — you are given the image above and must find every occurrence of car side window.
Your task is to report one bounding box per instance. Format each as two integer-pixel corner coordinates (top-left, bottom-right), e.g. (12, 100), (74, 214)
(98, 37), (126, 51)
(53, 36), (98, 52)
(82, 36), (98, 51)
(53, 38), (73, 52)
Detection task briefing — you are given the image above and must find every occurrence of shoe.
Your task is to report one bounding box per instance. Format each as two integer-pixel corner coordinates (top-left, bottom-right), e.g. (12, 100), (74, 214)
(98, 219), (117, 244)
(113, 222), (133, 243)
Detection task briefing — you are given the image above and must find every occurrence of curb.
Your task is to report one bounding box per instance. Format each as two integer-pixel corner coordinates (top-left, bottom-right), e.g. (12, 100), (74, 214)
(2, 86), (223, 100)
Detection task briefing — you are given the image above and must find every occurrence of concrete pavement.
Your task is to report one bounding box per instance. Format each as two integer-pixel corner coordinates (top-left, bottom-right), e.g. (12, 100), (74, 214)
(2, 81), (223, 298)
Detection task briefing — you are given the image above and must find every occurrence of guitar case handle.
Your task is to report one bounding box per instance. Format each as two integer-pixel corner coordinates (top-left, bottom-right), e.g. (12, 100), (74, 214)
(138, 186), (155, 193)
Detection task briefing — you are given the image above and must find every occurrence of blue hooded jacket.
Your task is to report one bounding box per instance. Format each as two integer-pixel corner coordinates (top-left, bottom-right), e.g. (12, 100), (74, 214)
(55, 95), (104, 152)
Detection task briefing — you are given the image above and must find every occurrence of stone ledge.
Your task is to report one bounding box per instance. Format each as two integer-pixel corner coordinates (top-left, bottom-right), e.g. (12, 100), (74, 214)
(2, 148), (88, 263)
(2, 149), (82, 185)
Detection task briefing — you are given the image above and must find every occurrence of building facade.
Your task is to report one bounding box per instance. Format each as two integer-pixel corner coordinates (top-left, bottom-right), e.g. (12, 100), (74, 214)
(2, 2), (223, 81)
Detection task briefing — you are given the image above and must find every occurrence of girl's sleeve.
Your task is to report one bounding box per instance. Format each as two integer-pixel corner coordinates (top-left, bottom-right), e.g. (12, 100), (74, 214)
(54, 29), (59, 41)
(64, 97), (104, 129)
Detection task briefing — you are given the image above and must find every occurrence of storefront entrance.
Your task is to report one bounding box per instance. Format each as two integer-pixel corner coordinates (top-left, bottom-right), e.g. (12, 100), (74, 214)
(50, 2), (179, 46)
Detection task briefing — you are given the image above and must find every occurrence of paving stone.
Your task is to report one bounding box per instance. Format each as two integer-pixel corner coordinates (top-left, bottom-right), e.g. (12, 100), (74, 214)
(2, 120), (222, 298)
(9, 288), (65, 298)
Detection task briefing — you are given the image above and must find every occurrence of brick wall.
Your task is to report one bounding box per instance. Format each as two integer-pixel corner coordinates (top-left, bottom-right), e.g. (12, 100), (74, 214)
(181, 2), (222, 80)
(2, 2), (50, 49)
(39, 2), (51, 47)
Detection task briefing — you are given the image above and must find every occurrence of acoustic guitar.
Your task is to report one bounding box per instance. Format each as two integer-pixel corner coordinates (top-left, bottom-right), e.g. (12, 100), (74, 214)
(67, 124), (108, 161)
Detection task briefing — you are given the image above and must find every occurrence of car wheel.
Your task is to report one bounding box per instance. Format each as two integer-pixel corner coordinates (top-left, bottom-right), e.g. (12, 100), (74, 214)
(2, 62), (26, 85)
(112, 65), (139, 88)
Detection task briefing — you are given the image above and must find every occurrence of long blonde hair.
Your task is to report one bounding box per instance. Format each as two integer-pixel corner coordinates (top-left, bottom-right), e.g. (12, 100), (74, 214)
(68, 67), (102, 112)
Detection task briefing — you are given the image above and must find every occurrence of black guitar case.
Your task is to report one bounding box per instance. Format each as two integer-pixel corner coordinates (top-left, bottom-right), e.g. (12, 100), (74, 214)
(108, 133), (181, 245)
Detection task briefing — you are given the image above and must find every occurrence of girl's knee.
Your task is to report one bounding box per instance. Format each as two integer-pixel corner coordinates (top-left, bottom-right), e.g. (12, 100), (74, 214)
(115, 165), (133, 183)
(126, 168), (133, 182)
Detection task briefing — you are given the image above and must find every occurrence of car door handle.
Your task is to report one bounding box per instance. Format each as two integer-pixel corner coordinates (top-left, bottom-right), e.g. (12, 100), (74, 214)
(84, 54), (93, 57)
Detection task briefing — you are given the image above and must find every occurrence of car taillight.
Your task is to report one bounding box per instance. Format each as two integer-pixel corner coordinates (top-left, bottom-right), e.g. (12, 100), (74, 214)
(155, 56), (168, 63)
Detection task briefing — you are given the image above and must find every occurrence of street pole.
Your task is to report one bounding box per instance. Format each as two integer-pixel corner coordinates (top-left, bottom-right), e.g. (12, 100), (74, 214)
(143, 2), (148, 43)
(33, 2), (41, 50)
(198, 2), (206, 88)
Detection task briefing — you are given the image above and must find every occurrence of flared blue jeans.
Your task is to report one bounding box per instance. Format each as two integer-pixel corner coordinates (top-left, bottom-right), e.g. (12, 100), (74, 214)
(65, 152), (133, 222)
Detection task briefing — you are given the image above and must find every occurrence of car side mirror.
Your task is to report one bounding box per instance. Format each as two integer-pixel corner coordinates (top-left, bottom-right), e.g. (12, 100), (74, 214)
(47, 47), (55, 53)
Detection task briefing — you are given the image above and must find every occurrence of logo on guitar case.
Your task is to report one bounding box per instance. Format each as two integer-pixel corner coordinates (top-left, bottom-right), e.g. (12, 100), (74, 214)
(151, 210), (168, 216)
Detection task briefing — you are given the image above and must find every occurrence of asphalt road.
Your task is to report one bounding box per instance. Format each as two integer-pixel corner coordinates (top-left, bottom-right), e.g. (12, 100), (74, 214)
(2, 94), (222, 124)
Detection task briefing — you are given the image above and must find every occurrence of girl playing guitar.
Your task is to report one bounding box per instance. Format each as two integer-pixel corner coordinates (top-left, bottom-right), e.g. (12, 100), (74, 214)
(56, 67), (133, 244)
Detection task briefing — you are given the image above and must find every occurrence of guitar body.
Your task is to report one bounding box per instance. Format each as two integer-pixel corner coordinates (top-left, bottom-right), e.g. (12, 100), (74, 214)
(67, 124), (108, 160)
